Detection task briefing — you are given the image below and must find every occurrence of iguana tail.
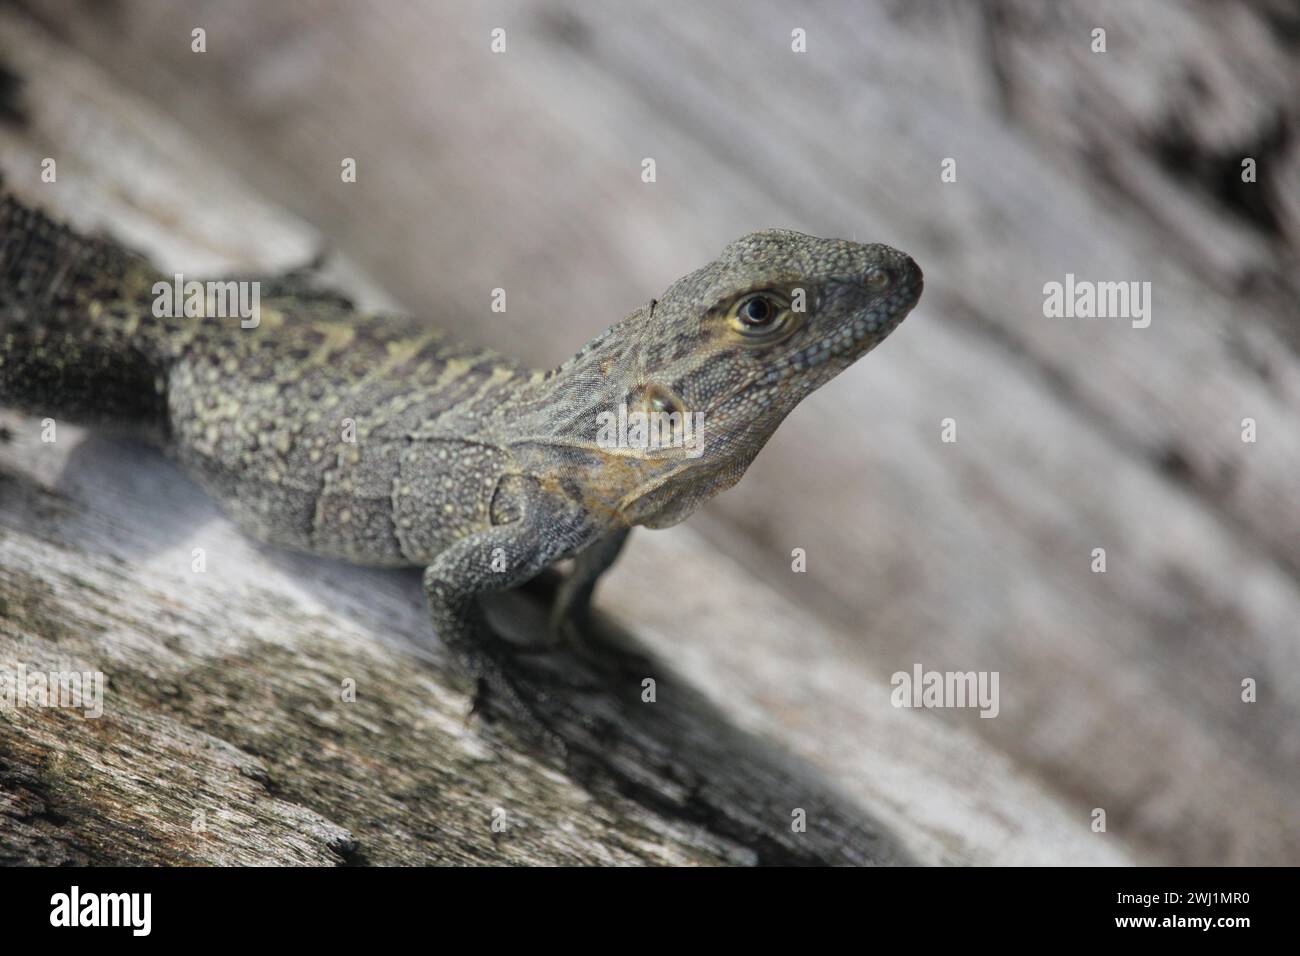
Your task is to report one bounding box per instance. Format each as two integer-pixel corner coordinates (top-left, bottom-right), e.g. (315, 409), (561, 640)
(0, 193), (170, 435)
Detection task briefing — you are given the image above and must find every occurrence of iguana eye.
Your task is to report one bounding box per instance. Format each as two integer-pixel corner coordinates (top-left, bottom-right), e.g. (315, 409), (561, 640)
(723, 290), (798, 342)
(727, 292), (795, 340)
(865, 268), (891, 290)
(739, 296), (776, 327)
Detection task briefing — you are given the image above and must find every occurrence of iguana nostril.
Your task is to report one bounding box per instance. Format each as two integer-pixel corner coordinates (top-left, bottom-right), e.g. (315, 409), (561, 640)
(897, 254), (923, 289)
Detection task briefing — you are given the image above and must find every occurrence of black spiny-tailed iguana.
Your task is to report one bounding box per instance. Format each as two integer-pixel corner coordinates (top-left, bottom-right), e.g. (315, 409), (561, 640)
(0, 194), (922, 749)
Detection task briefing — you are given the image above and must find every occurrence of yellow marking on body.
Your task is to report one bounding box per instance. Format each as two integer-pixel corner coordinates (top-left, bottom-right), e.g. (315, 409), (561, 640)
(119, 307), (140, 338)
(428, 355), (480, 392)
(467, 365), (516, 405)
(308, 322), (356, 364)
(385, 335), (430, 365)
(360, 333), (439, 385)
(255, 307), (287, 332)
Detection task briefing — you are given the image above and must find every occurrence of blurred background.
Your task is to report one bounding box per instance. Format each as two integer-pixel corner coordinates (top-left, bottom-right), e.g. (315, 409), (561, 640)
(0, 1), (1296, 864)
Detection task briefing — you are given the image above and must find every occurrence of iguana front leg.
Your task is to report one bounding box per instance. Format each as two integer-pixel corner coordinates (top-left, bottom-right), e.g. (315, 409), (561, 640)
(421, 480), (592, 753)
(547, 527), (630, 645)
(542, 526), (658, 682)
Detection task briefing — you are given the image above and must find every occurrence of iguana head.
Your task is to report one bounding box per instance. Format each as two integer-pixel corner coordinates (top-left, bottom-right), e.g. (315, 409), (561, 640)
(617, 230), (922, 527)
(537, 230), (921, 529)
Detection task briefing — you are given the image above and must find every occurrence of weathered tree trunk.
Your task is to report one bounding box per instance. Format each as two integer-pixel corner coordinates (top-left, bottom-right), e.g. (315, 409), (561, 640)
(3, 0), (1297, 865)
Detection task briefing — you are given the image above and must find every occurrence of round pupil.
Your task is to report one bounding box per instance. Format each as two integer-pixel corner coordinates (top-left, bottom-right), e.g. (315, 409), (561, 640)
(743, 298), (771, 323)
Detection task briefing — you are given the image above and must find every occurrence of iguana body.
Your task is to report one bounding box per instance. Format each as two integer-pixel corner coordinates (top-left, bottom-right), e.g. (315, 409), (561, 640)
(0, 195), (922, 746)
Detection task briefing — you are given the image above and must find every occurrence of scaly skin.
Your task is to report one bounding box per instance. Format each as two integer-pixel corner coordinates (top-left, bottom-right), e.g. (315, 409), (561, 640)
(0, 194), (922, 750)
